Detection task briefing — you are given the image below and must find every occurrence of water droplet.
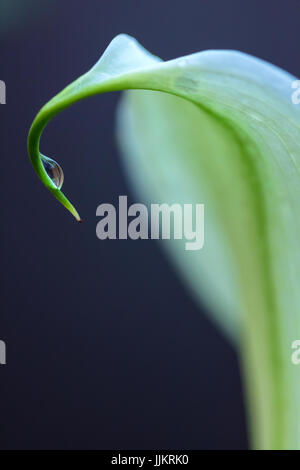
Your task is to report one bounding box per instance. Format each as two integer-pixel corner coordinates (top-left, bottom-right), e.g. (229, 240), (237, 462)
(42, 157), (64, 189)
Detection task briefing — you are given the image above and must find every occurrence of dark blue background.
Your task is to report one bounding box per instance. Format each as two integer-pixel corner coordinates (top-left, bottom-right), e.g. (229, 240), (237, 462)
(0, 0), (299, 450)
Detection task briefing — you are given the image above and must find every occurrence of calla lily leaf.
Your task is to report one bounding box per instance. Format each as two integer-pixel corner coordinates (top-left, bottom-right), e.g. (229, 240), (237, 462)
(27, 34), (300, 449)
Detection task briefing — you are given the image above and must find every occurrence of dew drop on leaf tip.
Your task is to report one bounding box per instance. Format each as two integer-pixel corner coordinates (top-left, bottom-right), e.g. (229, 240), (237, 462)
(42, 157), (64, 189)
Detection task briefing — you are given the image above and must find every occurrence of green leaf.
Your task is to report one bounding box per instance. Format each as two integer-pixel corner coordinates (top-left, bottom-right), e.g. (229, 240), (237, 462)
(27, 34), (300, 449)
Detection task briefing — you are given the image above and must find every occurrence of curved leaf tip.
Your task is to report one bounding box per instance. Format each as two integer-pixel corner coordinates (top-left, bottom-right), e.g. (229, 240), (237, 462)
(27, 34), (162, 221)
